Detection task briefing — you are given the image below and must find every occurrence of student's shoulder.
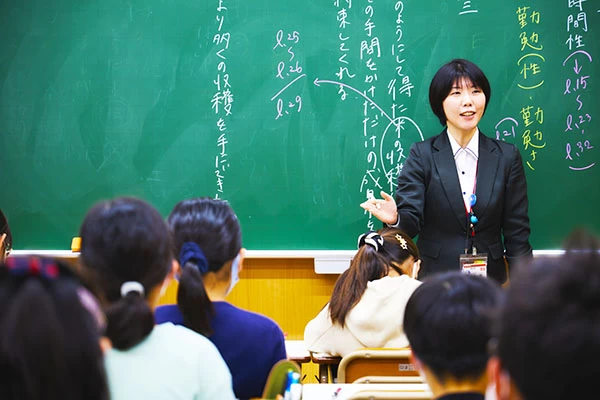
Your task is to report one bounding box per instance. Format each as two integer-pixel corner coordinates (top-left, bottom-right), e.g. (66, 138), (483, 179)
(154, 322), (218, 350)
(368, 275), (422, 294)
(215, 302), (283, 332)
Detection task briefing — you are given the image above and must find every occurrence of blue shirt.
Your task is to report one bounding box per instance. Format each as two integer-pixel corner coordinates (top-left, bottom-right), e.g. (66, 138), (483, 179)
(155, 302), (287, 400)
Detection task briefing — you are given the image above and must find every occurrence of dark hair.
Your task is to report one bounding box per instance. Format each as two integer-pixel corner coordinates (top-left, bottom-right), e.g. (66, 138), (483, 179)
(79, 196), (172, 350)
(494, 229), (600, 400)
(329, 228), (419, 327)
(0, 257), (108, 400)
(404, 271), (502, 382)
(429, 58), (491, 125)
(0, 209), (12, 260)
(167, 197), (242, 336)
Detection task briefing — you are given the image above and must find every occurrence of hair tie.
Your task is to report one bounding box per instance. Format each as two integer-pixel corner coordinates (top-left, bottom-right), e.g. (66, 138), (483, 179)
(120, 281), (145, 297)
(357, 231), (384, 252)
(179, 242), (209, 274)
(4, 257), (60, 279)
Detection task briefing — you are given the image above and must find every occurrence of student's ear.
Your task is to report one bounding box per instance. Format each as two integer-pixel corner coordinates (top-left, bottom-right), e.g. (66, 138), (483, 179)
(409, 350), (428, 384)
(99, 336), (113, 353)
(171, 258), (181, 278)
(238, 248), (246, 273)
(409, 350), (422, 374)
(487, 356), (515, 400)
(158, 259), (179, 298)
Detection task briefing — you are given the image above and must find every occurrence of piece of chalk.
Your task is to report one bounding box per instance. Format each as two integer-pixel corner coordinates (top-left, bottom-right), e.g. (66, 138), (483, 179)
(71, 237), (81, 252)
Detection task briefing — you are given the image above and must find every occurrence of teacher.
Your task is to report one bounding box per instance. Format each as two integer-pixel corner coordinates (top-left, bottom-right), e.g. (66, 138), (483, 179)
(361, 58), (532, 283)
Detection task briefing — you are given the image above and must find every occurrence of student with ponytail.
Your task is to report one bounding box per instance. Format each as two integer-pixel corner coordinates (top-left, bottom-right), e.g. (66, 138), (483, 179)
(79, 196), (235, 400)
(304, 227), (422, 357)
(155, 197), (286, 400)
(0, 256), (108, 400)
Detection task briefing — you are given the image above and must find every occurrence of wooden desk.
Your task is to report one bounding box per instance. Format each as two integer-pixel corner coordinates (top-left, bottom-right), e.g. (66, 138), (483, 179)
(300, 383), (431, 399)
(310, 352), (342, 383)
(285, 340), (311, 364)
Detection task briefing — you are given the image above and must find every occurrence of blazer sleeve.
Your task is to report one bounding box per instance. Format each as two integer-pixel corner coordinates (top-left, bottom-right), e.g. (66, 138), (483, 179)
(396, 142), (427, 238)
(502, 145), (533, 268)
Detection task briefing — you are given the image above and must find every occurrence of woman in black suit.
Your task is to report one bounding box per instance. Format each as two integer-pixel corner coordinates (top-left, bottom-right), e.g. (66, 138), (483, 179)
(0, 209), (11, 263)
(361, 59), (532, 283)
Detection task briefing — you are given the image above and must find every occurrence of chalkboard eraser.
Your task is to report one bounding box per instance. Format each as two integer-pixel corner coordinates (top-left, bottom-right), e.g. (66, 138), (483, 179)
(71, 237), (81, 252)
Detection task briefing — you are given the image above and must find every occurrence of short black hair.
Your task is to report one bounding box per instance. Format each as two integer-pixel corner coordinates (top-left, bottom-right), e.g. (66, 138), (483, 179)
(429, 58), (491, 125)
(494, 229), (600, 400)
(404, 271), (502, 382)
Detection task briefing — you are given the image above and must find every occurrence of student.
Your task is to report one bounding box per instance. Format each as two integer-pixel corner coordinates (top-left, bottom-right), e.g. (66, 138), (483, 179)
(361, 58), (532, 283)
(304, 227), (422, 357)
(154, 197), (286, 400)
(404, 271), (503, 400)
(78, 196), (236, 400)
(487, 229), (600, 400)
(0, 256), (109, 400)
(0, 209), (12, 262)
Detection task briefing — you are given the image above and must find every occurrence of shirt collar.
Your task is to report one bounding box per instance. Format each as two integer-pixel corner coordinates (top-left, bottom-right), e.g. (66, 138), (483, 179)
(447, 129), (480, 160)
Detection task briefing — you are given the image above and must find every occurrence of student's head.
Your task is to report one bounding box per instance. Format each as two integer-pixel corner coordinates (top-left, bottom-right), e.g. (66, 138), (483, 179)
(429, 58), (491, 126)
(0, 256), (108, 400)
(79, 196), (173, 350)
(329, 228), (420, 327)
(488, 229), (600, 400)
(167, 197), (243, 336)
(0, 209), (12, 262)
(404, 271), (502, 388)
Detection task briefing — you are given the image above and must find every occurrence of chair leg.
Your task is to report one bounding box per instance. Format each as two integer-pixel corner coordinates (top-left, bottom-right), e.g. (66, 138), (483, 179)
(319, 364), (328, 383)
(330, 364), (339, 383)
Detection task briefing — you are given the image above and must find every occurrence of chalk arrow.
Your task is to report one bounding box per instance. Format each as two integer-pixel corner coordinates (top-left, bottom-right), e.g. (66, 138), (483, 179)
(573, 59), (582, 74)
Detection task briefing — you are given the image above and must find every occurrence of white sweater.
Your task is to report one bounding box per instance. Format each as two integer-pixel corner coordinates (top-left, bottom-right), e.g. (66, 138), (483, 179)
(304, 275), (422, 357)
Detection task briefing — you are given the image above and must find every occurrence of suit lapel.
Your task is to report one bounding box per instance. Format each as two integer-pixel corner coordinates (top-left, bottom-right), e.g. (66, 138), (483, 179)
(432, 132), (466, 230)
(474, 132), (499, 218)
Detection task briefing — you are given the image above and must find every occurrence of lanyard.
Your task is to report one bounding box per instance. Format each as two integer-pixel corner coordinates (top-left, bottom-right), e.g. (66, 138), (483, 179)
(464, 163), (478, 254)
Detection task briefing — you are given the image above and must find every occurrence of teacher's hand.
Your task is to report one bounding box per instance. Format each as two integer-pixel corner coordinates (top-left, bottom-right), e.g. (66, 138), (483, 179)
(360, 191), (398, 225)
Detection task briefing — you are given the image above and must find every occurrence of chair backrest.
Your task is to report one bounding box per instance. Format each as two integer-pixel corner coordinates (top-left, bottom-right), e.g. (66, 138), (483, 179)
(261, 359), (301, 400)
(346, 390), (432, 400)
(353, 376), (424, 384)
(337, 348), (421, 384)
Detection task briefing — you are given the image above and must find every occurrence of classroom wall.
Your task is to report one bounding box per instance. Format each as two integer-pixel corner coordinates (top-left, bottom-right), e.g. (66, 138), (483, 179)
(49, 254), (337, 340)
(157, 258), (338, 340)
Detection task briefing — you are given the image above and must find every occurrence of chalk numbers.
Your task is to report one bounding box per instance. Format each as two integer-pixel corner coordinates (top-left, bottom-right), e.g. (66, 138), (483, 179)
(565, 140), (594, 160)
(275, 95), (303, 120)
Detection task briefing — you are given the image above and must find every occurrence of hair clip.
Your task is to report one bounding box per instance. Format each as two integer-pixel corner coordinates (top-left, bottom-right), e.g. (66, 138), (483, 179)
(395, 234), (408, 250)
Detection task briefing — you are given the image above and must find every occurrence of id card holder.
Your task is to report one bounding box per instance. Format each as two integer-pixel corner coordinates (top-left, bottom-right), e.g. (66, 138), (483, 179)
(460, 253), (488, 277)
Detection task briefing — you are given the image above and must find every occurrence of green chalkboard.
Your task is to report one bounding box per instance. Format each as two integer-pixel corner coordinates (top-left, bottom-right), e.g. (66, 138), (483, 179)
(1, 0), (598, 250)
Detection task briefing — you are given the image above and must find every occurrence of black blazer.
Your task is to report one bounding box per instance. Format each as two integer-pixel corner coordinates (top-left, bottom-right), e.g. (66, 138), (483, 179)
(396, 130), (533, 282)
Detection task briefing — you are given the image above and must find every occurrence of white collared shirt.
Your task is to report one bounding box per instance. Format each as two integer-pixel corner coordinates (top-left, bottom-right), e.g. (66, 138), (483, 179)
(447, 129), (479, 212)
